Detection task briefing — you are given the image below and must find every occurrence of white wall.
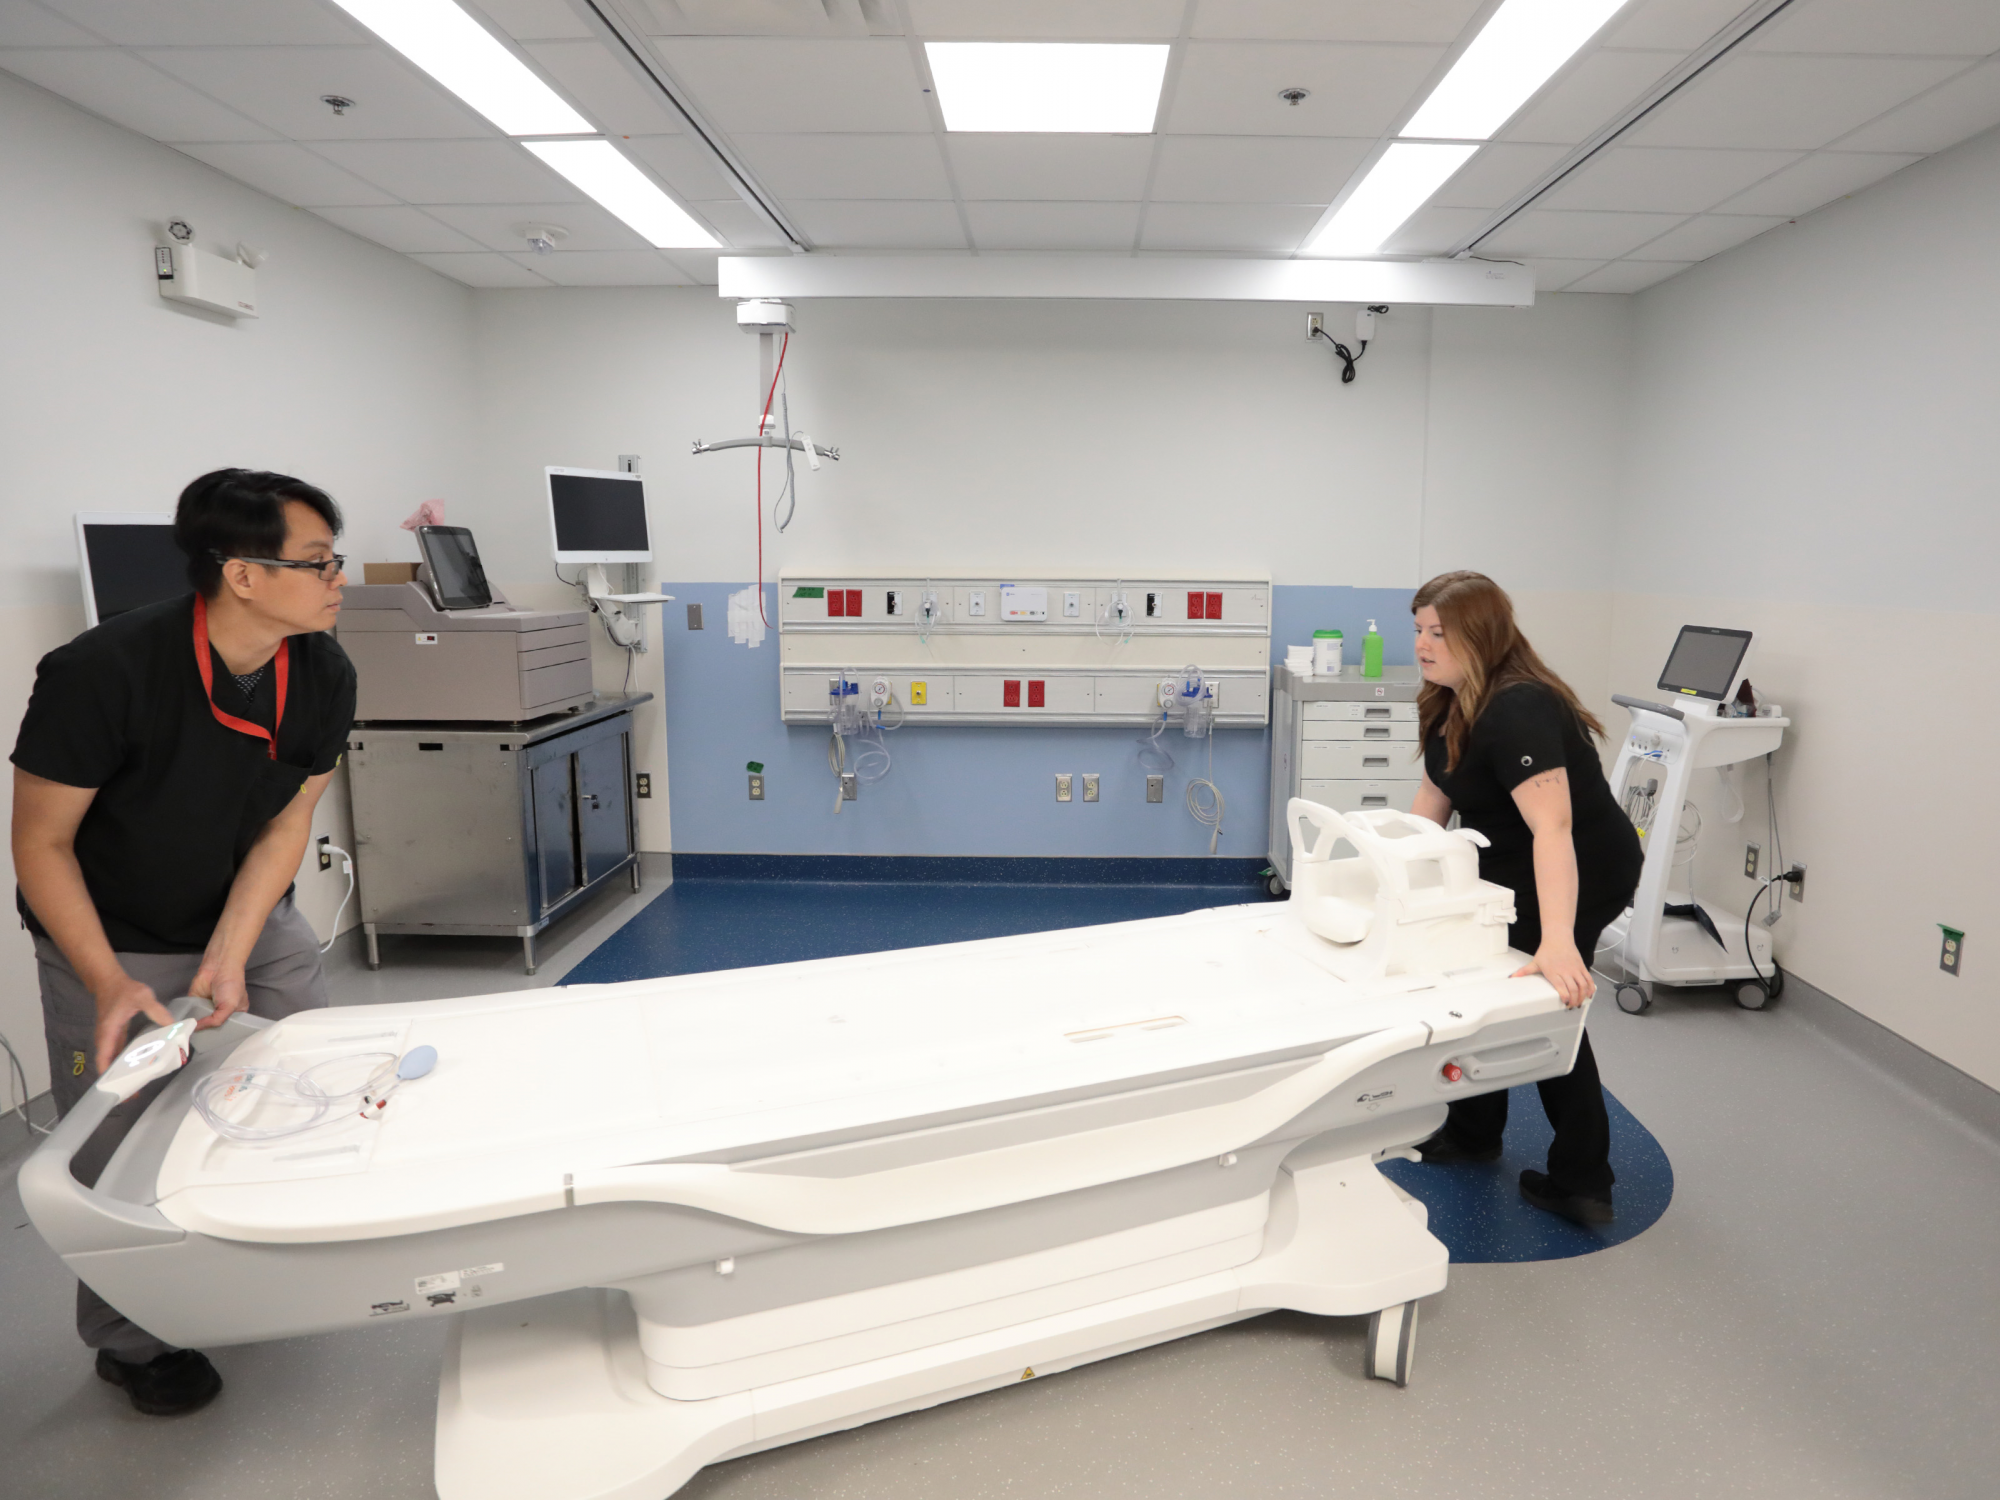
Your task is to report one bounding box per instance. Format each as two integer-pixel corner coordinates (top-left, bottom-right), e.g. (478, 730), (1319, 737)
(1617, 126), (2000, 1088)
(0, 72), (478, 1098)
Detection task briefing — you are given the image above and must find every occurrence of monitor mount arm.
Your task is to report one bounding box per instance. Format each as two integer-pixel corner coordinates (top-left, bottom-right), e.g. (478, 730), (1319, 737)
(582, 564), (673, 650)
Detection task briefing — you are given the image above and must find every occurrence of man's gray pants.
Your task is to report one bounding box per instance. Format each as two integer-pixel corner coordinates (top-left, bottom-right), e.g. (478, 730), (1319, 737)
(37, 895), (329, 1363)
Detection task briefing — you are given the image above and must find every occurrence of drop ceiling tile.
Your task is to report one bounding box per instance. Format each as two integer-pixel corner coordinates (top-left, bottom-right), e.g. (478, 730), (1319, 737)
(906, 0), (1184, 39)
(1626, 53), (1968, 150)
(0, 47), (275, 141)
(1516, 257), (1609, 291)
(1189, 0), (1485, 45)
(1835, 57), (2000, 153)
(620, 134), (739, 201)
(1167, 41), (1445, 137)
(786, 198), (966, 248)
(409, 251), (554, 287)
(729, 133), (951, 198)
(1540, 146), (1804, 214)
(653, 38), (931, 132)
(172, 142), (398, 206)
(139, 47), (498, 142)
(660, 246), (723, 284)
(1598, 0), (1761, 52)
(1746, 0), (2000, 57)
(36, 0), (364, 46)
(947, 134), (1154, 200)
(1625, 212), (1789, 260)
(423, 201), (652, 253)
(1148, 134), (1371, 202)
(1566, 259), (1693, 293)
(0, 4), (101, 44)
(643, 0), (871, 39)
(1379, 204), (1489, 256)
(1479, 208), (1689, 260)
(521, 39), (687, 136)
(685, 197), (794, 249)
(312, 140), (582, 204)
(965, 200), (1140, 250)
(1498, 49), (1682, 145)
(1713, 150), (1921, 216)
(473, 0), (597, 41)
(505, 249), (696, 285)
(1139, 200), (1320, 251)
(1430, 142), (1571, 210)
(310, 204), (488, 254)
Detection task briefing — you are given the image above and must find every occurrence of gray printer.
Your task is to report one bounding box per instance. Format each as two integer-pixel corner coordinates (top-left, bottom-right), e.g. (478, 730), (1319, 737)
(337, 526), (594, 722)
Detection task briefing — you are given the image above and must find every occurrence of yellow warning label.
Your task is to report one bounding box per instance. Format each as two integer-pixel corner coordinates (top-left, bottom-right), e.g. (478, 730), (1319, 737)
(1020, 1367), (1035, 1380)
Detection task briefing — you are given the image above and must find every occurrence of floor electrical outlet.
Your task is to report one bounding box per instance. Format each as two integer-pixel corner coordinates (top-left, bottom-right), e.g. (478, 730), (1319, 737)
(1940, 926), (1964, 976)
(1147, 775), (1164, 803)
(1744, 842), (1759, 879)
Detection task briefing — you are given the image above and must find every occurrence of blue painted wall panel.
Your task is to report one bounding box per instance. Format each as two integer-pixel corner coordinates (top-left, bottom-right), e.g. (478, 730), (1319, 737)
(654, 583), (1416, 858)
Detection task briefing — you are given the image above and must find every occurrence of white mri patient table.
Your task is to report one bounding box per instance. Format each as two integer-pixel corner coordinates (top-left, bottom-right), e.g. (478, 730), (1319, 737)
(24, 801), (1583, 1500)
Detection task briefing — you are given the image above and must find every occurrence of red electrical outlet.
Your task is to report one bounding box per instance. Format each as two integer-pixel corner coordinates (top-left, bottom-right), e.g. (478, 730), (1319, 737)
(1206, 592), (1222, 619)
(1003, 679), (1021, 707)
(1187, 590), (1206, 619)
(827, 590), (846, 617)
(1027, 679), (1046, 707)
(845, 589), (862, 615)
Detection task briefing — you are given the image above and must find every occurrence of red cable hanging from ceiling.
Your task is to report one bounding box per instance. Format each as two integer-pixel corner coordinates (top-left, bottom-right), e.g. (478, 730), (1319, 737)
(753, 330), (789, 630)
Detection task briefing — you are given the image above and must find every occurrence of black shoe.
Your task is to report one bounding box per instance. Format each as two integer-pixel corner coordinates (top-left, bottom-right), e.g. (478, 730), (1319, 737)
(1413, 1129), (1501, 1165)
(1519, 1169), (1614, 1226)
(95, 1348), (222, 1415)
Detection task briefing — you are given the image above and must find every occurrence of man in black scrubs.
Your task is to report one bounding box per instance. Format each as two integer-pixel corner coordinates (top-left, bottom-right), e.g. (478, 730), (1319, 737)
(10, 469), (355, 1414)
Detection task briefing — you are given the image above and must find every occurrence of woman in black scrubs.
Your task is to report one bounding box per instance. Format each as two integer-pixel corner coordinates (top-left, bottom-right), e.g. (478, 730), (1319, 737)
(1406, 571), (1642, 1225)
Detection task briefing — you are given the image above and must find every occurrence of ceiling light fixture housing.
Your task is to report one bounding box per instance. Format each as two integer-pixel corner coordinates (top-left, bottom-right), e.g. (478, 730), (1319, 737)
(1402, 0), (1631, 142)
(924, 43), (1170, 133)
(1305, 142), (1478, 258)
(522, 140), (719, 249)
(320, 94), (356, 117)
(328, 0), (592, 136)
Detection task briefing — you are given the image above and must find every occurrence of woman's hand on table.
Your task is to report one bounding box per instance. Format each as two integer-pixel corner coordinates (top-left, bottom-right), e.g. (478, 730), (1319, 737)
(1513, 939), (1596, 1008)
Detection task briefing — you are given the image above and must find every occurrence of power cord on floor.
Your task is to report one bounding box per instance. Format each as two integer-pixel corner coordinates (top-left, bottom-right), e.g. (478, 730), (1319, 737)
(320, 844), (356, 955)
(1, 1028), (52, 1137)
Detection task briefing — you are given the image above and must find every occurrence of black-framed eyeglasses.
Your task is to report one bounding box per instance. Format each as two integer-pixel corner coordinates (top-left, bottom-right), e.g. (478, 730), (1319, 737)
(214, 551), (346, 581)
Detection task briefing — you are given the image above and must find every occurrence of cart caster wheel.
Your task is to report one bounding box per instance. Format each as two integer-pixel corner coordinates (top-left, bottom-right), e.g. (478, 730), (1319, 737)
(1264, 872), (1289, 900)
(1614, 983), (1650, 1015)
(1734, 979), (1770, 1010)
(1365, 1300), (1418, 1387)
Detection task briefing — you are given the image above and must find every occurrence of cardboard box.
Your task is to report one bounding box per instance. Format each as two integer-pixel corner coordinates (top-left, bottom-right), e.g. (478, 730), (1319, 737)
(363, 563), (420, 585)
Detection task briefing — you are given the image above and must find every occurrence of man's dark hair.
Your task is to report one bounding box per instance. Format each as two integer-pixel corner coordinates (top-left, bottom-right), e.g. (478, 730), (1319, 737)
(174, 469), (344, 597)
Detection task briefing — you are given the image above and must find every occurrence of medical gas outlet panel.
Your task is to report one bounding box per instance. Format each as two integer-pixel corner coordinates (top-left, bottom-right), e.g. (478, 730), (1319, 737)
(778, 575), (1271, 728)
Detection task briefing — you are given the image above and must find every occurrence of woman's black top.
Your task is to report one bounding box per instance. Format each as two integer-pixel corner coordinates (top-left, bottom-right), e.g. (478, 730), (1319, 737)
(11, 594), (356, 953)
(1423, 681), (1641, 927)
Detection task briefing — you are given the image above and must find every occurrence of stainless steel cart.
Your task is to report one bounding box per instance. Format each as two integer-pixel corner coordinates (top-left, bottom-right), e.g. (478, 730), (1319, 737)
(346, 693), (651, 974)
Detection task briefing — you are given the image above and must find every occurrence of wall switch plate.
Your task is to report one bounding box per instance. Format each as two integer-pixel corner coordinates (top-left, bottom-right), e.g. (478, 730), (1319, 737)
(839, 773), (857, 801)
(1940, 925), (1964, 976)
(1056, 774), (1073, 802)
(636, 773), (652, 798)
(1743, 842), (1759, 879)
(1147, 774), (1164, 803)
(1082, 773), (1099, 802)
(747, 774), (763, 801)
(686, 603), (703, 630)
(317, 835), (331, 871)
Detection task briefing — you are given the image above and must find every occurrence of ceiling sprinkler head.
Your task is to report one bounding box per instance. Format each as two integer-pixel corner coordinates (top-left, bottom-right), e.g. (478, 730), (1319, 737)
(518, 223), (569, 256)
(1278, 88), (1310, 107)
(320, 94), (356, 117)
(166, 218), (194, 244)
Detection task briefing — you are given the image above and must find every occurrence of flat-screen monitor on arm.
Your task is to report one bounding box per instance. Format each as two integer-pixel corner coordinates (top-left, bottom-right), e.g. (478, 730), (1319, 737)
(75, 513), (187, 629)
(546, 467), (651, 565)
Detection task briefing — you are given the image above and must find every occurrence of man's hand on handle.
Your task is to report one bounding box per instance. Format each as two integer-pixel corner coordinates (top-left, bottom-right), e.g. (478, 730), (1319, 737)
(91, 973), (175, 1075)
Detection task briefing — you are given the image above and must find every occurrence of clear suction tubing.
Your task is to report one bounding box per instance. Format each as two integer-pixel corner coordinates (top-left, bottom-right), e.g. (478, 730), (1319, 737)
(192, 1045), (438, 1143)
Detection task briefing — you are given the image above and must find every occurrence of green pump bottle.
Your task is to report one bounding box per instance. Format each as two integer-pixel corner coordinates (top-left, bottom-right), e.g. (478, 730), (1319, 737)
(1362, 618), (1384, 678)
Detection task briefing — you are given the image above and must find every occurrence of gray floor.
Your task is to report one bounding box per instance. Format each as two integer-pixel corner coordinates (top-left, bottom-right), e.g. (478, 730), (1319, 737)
(4, 930), (1997, 1499)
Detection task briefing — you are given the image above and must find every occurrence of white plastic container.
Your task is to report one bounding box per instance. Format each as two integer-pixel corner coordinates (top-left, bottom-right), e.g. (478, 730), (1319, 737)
(1313, 630), (1343, 676)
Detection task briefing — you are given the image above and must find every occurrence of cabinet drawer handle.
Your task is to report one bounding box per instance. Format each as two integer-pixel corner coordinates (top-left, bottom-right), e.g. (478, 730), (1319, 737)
(1361, 795), (1388, 807)
(1362, 756), (1390, 768)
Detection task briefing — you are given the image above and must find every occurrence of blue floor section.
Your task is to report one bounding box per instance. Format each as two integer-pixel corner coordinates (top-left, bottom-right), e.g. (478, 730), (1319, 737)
(564, 869), (1673, 1263)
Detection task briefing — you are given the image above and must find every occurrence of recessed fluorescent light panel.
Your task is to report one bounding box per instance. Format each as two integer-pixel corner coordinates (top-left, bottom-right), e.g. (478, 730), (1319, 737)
(330, 0), (592, 136)
(523, 140), (719, 249)
(1403, 0), (1631, 141)
(925, 43), (1169, 132)
(1306, 142), (1478, 257)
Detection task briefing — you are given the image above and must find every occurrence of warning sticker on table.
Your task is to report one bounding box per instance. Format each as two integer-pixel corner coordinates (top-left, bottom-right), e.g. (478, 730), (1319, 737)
(416, 1262), (504, 1306)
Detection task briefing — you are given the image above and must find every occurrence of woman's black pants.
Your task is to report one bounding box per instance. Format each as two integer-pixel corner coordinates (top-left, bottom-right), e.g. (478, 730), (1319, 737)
(1442, 904), (1620, 1198)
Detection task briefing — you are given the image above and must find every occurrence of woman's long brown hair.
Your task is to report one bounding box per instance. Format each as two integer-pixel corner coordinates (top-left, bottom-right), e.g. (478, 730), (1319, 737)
(1413, 571), (1604, 772)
